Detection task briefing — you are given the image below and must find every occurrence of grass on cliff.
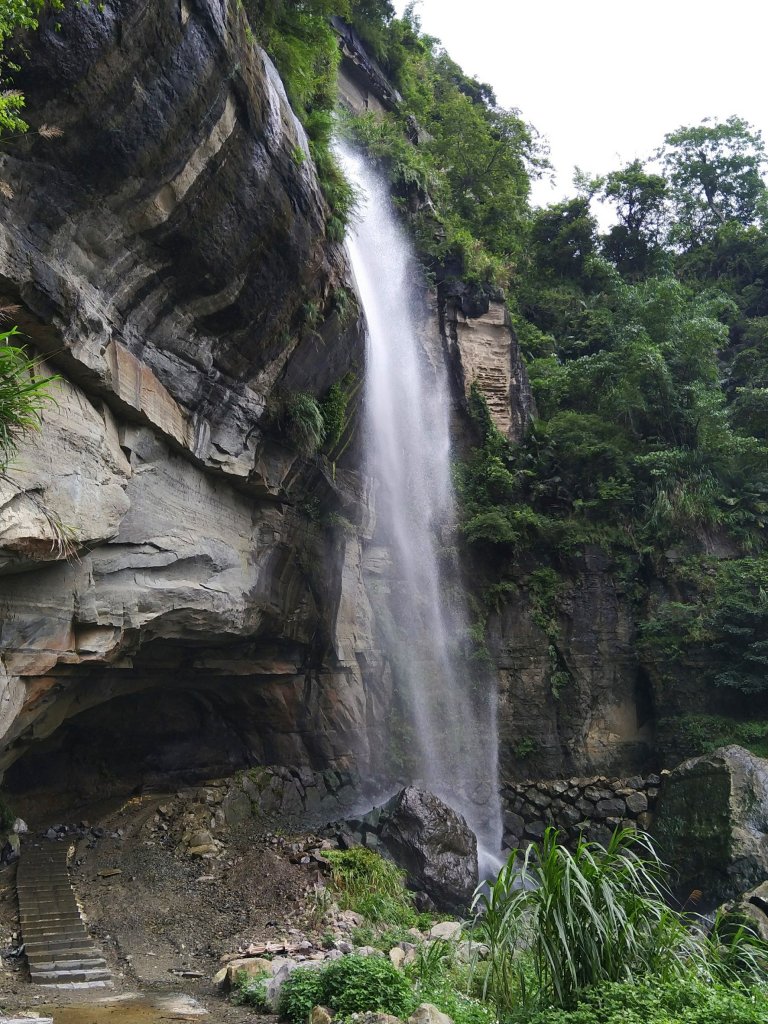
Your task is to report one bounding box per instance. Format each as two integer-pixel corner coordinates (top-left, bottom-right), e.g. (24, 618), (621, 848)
(0, 327), (58, 469)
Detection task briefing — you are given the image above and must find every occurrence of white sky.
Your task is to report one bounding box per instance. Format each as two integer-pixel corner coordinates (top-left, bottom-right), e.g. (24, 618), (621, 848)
(393, 0), (768, 210)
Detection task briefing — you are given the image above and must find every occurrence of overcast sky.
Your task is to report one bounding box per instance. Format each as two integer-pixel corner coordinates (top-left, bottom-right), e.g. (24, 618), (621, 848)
(393, 0), (768, 209)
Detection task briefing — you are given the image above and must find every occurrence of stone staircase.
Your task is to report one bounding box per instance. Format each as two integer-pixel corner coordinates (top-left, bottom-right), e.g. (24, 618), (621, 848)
(17, 839), (111, 988)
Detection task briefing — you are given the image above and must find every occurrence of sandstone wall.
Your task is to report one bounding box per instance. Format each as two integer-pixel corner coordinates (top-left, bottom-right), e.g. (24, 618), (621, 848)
(0, 0), (384, 788)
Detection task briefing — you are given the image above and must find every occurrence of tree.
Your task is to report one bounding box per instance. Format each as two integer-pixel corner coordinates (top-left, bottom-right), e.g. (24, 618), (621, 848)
(658, 116), (768, 248)
(600, 159), (668, 277)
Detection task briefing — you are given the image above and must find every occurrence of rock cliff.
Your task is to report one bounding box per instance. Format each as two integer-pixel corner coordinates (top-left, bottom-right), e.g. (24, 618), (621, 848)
(0, 3), (691, 811)
(0, 0), (385, 798)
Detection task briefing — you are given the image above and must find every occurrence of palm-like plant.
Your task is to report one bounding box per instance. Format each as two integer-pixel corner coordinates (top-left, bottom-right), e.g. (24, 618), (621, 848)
(471, 827), (694, 1014)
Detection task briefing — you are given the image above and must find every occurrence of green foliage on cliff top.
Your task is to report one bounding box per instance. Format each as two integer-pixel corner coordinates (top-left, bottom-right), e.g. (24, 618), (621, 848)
(340, 5), (547, 286)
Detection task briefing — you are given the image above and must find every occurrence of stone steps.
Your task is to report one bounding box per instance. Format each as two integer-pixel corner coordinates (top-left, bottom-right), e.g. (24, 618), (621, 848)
(17, 840), (111, 988)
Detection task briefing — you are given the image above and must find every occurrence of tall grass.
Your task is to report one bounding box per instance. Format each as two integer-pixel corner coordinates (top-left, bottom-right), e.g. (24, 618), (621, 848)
(324, 846), (417, 926)
(0, 327), (57, 469)
(471, 827), (695, 1013)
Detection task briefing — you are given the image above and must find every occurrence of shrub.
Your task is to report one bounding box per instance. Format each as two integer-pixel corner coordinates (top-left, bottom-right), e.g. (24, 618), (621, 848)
(279, 955), (413, 1024)
(278, 966), (325, 1023)
(231, 969), (271, 1009)
(320, 955), (413, 1018)
(325, 846), (417, 926)
(472, 827), (693, 1013)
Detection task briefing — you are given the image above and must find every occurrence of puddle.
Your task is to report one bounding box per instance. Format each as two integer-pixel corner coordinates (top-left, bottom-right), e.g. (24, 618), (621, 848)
(36, 994), (208, 1023)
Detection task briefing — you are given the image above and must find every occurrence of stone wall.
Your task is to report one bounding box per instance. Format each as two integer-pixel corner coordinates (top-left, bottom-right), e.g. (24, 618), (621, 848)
(501, 773), (663, 851)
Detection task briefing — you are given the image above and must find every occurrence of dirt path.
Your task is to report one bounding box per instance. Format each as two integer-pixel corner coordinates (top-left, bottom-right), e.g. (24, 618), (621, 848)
(0, 789), (331, 1021)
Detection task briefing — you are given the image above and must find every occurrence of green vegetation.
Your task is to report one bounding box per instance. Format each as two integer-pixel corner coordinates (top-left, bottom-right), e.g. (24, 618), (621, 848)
(517, 977), (768, 1024)
(471, 828), (768, 1020)
(0, 328), (57, 469)
(279, 955), (413, 1023)
(240, 0), (357, 238)
(231, 969), (270, 1009)
(473, 827), (692, 1014)
(324, 846), (419, 926)
(238, 830), (768, 1024)
(0, 1), (61, 135)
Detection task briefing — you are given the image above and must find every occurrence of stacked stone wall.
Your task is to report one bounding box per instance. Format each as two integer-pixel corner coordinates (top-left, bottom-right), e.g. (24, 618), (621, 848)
(501, 773), (664, 850)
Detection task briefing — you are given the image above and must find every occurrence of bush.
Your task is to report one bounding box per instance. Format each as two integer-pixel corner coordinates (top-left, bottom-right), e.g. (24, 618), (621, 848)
(279, 955), (413, 1024)
(278, 966), (326, 1023)
(320, 955), (413, 1018)
(325, 846), (418, 926)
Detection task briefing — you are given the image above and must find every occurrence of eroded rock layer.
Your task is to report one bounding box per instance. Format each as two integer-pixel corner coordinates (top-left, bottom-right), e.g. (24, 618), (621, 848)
(0, 0), (384, 788)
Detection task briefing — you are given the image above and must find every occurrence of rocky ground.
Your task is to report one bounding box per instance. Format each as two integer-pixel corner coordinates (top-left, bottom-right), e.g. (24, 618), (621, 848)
(0, 789), (380, 1021)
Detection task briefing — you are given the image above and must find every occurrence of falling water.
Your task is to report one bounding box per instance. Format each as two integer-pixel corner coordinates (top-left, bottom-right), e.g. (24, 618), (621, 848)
(338, 144), (503, 872)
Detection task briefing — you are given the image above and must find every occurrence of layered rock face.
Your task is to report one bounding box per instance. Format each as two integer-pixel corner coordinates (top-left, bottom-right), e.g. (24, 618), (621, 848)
(0, 0), (386, 796)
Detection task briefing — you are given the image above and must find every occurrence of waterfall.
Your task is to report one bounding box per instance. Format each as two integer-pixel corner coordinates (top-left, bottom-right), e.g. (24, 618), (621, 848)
(338, 144), (503, 873)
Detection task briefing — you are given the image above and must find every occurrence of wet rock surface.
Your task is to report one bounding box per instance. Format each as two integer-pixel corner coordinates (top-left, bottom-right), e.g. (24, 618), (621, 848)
(345, 788), (478, 912)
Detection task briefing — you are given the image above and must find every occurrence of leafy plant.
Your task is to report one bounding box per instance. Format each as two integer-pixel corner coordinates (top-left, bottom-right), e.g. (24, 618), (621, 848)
(517, 976), (768, 1024)
(278, 955), (412, 1024)
(319, 954), (413, 1018)
(231, 969), (270, 1009)
(278, 965), (325, 1023)
(472, 827), (693, 1013)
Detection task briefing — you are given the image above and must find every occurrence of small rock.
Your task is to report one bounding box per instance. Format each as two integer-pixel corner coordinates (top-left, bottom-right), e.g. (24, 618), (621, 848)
(356, 946), (385, 957)
(188, 844), (217, 857)
(311, 1007), (334, 1024)
(429, 921), (461, 941)
(389, 947), (406, 969)
(408, 1003), (454, 1024)
(625, 791), (648, 815)
(334, 940), (353, 954)
(455, 940), (488, 963)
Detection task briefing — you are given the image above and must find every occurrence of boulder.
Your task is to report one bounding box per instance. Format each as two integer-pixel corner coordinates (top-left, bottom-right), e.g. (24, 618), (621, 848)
(653, 745), (768, 907)
(213, 956), (273, 990)
(374, 788), (479, 912)
(717, 880), (768, 942)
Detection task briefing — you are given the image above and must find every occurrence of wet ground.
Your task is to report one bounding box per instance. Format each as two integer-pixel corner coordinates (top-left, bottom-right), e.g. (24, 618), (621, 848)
(36, 993), (210, 1022)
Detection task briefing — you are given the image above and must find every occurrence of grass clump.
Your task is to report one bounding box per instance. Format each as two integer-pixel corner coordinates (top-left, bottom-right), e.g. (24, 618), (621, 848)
(0, 328), (58, 469)
(285, 391), (326, 455)
(325, 846), (418, 926)
(279, 956), (412, 1024)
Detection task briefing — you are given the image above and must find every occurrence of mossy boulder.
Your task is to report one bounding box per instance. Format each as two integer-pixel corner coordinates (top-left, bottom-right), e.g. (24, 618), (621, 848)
(653, 745), (768, 908)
